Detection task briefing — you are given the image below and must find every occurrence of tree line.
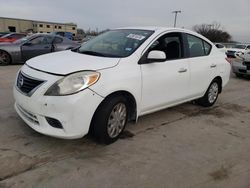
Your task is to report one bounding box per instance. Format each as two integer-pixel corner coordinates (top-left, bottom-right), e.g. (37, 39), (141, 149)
(193, 22), (232, 43)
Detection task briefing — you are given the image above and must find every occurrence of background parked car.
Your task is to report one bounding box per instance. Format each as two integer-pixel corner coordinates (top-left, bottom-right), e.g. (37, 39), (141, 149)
(232, 51), (250, 77)
(0, 33), (80, 65)
(0, 33), (27, 43)
(226, 44), (250, 58)
(0, 32), (10, 37)
(51, 32), (73, 40)
(82, 35), (96, 43)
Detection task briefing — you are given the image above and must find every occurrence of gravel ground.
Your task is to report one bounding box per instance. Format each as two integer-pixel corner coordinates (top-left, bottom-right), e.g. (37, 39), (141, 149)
(0, 65), (250, 188)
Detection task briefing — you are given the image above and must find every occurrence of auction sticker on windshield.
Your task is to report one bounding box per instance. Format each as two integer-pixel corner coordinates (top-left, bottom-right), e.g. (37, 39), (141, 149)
(127, 34), (146, 40)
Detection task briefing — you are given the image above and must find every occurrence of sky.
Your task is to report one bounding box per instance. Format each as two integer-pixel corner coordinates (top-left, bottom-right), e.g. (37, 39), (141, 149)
(0, 0), (250, 42)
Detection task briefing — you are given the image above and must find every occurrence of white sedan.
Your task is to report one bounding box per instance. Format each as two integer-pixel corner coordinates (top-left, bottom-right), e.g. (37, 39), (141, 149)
(13, 27), (231, 144)
(226, 44), (250, 58)
(232, 51), (250, 77)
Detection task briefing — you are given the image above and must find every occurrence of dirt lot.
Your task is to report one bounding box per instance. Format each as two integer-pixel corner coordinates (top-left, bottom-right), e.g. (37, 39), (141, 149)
(0, 65), (250, 188)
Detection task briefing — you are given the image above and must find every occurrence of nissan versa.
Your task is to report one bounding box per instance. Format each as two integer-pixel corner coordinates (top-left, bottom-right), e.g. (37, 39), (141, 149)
(13, 27), (231, 144)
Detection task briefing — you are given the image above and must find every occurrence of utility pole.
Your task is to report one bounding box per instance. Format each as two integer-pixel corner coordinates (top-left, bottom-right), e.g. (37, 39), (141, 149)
(172, 10), (182, 27)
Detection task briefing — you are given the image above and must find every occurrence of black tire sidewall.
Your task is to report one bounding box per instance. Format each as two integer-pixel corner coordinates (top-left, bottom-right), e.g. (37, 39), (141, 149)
(0, 51), (11, 66)
(91, 96), (129, 144)
(198, 80), (219, 107)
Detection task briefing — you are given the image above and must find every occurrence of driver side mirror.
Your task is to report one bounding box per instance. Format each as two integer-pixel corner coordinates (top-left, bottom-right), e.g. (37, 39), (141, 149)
(147, 50), (166, 62)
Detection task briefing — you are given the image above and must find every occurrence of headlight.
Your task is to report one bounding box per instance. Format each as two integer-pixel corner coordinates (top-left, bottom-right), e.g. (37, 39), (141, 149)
(45, 71), (100, 96)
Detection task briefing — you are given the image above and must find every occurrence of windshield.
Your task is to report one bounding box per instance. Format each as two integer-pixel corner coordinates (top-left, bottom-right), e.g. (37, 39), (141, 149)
(14, 35), (33, 44)
(77, 29), (154, 58)
(232, 44), (246, 49)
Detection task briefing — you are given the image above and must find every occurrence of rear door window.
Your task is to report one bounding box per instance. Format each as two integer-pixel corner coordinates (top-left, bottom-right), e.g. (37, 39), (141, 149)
(30, 36), (52, 45)
(186, 34), (211, 57)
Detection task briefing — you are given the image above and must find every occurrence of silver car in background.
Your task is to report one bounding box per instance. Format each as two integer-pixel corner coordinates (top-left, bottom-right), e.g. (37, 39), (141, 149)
(232, 52), (250, 77)
(226, 44), (250, 58)
(0, 33), (80, 65)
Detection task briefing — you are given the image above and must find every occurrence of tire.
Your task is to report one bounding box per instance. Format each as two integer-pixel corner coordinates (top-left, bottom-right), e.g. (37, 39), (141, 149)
(91, 95), (129, 144)
(197, 79), (220, 107)
(0, 51), (11, 66)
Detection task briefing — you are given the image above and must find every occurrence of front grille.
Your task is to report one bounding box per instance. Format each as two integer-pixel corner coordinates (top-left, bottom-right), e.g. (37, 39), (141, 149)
(16, 72), (44, 96)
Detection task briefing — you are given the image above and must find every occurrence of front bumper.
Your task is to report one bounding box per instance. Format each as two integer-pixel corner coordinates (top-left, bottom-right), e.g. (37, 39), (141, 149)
(232, 61), (250, 75)
(14, 65), (104, 139)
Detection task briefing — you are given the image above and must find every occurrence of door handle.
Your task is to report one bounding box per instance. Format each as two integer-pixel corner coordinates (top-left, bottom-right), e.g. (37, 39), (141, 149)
(178, 68), (187, 73)
(44, 46), (50, 49)
(210, 64), (217, 68)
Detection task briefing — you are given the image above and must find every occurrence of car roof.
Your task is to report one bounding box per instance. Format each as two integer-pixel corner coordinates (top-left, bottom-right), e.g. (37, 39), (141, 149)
(235, 43), (250, 46)
(116, 26), (190, 32)
(31, 33), (63, 38)
(32, 33), (54, 36)
(115, 26), (213, 44)
(1, 33), (26, 37)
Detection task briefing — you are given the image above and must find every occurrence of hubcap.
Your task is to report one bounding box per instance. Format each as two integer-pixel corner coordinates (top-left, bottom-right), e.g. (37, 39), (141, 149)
(107, 103), (127, 138)
(208, 82), (219, 104)
(0, 51), (10, 64)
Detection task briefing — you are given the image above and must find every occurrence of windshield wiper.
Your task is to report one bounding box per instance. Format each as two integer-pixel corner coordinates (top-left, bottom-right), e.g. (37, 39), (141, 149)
(79, 50), (106, 57)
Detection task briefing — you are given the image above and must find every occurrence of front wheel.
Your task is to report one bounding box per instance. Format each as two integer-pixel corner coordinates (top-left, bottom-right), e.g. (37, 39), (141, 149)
(197, 80), (220, 107)
(0, 51), (11, 66)
(91, 96), (128, 144)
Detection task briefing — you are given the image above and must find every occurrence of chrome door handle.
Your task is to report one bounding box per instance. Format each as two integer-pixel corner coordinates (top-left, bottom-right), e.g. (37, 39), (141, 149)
(210, 64), (217, 68)
(178, 68), (187, 73)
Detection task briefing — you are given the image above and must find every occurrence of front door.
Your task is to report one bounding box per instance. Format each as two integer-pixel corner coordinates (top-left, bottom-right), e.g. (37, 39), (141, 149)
(140, 32), (190, 114)
(21, 36), (53, 62)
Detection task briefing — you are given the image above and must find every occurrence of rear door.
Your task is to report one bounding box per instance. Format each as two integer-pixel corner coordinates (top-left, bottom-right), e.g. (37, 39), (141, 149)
(52, 36), (65, 51)
(184, 33), (216, 98)
(21, 36), (53, 62)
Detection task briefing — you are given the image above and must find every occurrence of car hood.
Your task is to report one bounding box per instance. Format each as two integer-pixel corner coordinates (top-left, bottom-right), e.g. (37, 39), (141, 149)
(26, 50), (120, 75)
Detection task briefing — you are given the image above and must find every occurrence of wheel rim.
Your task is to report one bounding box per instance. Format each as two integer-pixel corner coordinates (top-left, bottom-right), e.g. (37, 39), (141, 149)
(208, 82), (219, 104)
(0, 51), (10, 65)
(107, 103), (127, 138)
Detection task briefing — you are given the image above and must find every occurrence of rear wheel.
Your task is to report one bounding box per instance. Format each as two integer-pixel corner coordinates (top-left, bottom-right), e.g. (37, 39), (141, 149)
(0, 51), (11, 66)
(91, 96), (128, 144)
(197, 79), (220, 107)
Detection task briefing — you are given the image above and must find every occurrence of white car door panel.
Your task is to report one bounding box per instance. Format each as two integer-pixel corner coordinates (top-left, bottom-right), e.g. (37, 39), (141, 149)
(141, 59), (189, 113)
(188, 56), (217, 97)
(185, 34), (217, 98)
(140, 32), (191, 114)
